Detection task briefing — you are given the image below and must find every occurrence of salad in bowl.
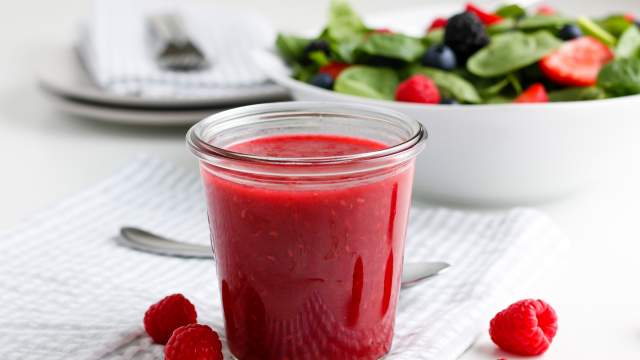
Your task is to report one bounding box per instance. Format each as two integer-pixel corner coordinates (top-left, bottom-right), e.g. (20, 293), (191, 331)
(275, 0), (640, 105)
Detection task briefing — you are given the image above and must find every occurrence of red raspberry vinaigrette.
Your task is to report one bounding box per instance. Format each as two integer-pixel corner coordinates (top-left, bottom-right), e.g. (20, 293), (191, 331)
(188, 102), (426, 360)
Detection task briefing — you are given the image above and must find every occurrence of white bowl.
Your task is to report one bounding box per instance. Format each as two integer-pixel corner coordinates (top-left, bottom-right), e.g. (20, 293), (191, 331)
(253, 51), (639, 205)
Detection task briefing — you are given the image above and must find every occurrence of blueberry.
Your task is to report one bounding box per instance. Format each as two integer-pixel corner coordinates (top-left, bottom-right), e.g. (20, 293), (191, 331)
(302, 40), (331, 64)
(635, 19), (640, 29)
(440, 97), (458, 105)
(558, 24), (582, 41)
(309, 73), (334, 90)
(421, 44), (457, 71)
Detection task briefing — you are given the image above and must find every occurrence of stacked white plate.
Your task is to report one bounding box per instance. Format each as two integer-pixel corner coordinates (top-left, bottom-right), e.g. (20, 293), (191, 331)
(38, 47), (289, 126)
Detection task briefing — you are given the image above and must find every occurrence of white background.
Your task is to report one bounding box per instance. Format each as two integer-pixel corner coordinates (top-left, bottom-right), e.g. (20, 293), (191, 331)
(1, 0), (639, 358)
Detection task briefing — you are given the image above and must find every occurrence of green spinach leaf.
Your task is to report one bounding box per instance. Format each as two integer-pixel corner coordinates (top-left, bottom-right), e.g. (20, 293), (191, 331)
(334, 66), (399, 100)
(321, 0), (368, 63)
(487, 18), (516, 35)
(276, 34), (310, 63)
(597, 15), (633, 38)
(423, 28), (444, 47)
(467, 31), (561, 77)
(495, 4), (526, 19)
(411, 67), (481, 103)
(597, 58), (640, 96)
(517, 15), (570, 31)
(357, 33), (425, 62)
(484, 94), (513, 104)
(548, 87), (606, 102)
(616, 26), (640, 59)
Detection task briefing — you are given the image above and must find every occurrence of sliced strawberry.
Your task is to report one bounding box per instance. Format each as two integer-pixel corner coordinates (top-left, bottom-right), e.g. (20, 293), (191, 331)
(624, 13), (635, 23)
(319, 62), (350, 79)
(373, 28), (393, 34)
(540, 36), (614, 87)
(536, 5), (556, 16)
(427, 17), (448, 32)
(465, 3), (503, 25)
(514, 83), (549, 103)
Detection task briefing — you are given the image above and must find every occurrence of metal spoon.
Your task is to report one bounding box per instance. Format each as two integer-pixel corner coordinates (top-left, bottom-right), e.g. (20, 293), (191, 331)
(118, 227), (450, 288)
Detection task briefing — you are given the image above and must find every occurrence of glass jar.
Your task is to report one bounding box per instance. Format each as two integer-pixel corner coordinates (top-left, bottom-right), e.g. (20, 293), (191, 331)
(187, 102), (426, 360)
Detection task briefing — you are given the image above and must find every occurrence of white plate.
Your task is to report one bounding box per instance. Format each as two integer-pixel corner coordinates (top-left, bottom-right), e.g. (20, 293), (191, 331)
(37, 46), (290, 109)
(42, 89), (223, 126)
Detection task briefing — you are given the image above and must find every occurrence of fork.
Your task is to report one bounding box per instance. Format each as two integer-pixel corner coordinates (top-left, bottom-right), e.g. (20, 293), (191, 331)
(147, 13), (209, 71)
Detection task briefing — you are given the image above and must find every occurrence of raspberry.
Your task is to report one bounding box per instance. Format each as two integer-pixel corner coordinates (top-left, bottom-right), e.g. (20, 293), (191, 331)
(165, 324), (223, 360)
(144, 293), (197, 344)
(489, 299), (558, 356)
(395, 75), (441, 104)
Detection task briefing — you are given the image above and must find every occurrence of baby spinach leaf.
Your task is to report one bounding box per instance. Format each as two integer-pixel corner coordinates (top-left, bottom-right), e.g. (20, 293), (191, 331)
(321, 0), (368, 63)
(423, 28), (444, 47)
(477, 76), (511, 96)
(411, 67), (481, 103)
(615, 26), (640, 59)
(334, 66), (399, 100)
(292, 63), (317, 83)
(578, 16), (616, 47)
(506, 73), (522, 94)
(276, 34), (311, 63)
(517, 15), (570, 31)
(484, 94), (514, 104)
(487, 18), (516, 35)
(357, 33), (425, 62)
(597, 58), (640, 96)
(326, 0), (367, 41)
(548, 87), (606, 102)
(597, 15), (633, 38)
(495, 4), (526, 19)
(467, 31), (561, 77)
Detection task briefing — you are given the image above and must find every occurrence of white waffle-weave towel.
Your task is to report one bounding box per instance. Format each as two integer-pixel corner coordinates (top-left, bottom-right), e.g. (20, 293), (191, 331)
(0, 157), (567, 360)
(79, 0), (275, 97)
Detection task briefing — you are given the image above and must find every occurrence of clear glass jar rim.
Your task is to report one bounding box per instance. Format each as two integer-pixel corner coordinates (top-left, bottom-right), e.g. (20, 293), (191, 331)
(187, 101), (426, 166)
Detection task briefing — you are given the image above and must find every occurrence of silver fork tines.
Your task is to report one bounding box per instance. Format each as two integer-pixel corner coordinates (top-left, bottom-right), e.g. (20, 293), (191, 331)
(147, 13), (209, 71)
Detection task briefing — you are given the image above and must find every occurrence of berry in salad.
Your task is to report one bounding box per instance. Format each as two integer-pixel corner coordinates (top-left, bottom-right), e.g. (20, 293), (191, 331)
(558, 24), (583, 40)
(421, 44), (457, 70)
(444, 12), (490, 62)
(427, 17), (448, 32)
(465, 3), (503, 26)
(309, 72), (335, 89)
(540, 36), (614, 86)
(395, 75), (441, 104)
(275, 0), (640, 105)
(514, 83), (549, 103)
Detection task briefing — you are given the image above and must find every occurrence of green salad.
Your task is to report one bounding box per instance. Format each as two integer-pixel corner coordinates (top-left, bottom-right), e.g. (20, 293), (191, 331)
(275, 0), (640, 104)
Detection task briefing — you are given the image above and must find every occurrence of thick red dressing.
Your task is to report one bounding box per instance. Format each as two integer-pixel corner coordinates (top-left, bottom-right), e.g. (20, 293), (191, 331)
(202, 134), (414, 359)
(229, 134), (388, 158)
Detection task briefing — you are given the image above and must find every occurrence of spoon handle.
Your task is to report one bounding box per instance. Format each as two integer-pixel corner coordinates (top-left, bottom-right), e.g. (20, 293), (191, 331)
(118, 227), (449, 287)
(118, 227), (213, 258)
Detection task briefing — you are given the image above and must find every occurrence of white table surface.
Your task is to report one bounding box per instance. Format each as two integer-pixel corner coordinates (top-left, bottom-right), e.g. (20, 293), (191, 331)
(1, 0), (639, 359)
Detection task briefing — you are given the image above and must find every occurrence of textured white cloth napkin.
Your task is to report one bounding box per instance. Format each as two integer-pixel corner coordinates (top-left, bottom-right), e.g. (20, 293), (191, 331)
(79, 0), (276, 97)
(0, 157), (566, 360)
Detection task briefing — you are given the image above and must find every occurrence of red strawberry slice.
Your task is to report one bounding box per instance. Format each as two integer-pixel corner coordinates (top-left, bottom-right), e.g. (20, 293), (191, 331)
(319, 62), (350, 79)
(465, 3), (503, 25)
(427, 17), (448, 32)
(624, 13), (635, 22)
(373, 28), (394, 34)
(536, 5), (556, 16)
(540, 36), (614, 87)
(514, 83), (549, 103)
